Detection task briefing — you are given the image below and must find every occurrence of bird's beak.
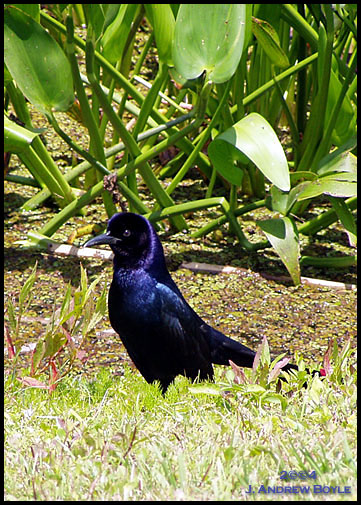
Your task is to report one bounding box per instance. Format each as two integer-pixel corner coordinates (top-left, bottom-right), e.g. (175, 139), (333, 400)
(83, 232), (121, 248)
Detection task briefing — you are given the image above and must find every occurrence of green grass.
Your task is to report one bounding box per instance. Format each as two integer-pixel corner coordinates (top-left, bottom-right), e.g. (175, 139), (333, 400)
(4, 359), (356, 501)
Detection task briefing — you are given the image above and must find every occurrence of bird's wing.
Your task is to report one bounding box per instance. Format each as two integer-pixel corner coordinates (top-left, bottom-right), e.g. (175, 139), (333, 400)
(154, 281), (212, 366)
(155, 281), (199, 341)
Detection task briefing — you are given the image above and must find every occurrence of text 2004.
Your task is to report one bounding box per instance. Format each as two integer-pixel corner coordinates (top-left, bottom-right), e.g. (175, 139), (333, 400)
(280, 471), (317, 481)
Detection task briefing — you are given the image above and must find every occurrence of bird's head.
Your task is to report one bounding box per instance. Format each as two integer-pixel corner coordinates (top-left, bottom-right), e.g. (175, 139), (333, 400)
(84, 212), (165, 270)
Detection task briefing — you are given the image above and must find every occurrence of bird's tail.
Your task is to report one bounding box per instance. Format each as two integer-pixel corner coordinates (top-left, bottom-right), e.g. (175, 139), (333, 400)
(202, 324), (257, 368)
(204, 324), (325, 378)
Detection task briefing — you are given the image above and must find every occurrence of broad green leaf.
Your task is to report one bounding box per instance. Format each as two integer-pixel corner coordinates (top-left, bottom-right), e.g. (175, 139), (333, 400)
(188, 384), (221, 395)
(31, 340), (46, 373)
(59, 283), (73, 324)
(86, 4), (105, 41)
(173, 4), (247, 83)
(328, 196), (357, 247)
(13, 4), (40, 22)
(326, 69), (357, 146)
(145, 4), (175, 65)
(18, 261), (38, 313)
(253, 4), (282, 32)
(4, 65), (13, 86)
(43, 332), (67, 359)
(258, 217), (300, 285)
(101, 4), (138, 63)
(4, 115), (40, 153)
(87, 285), (107, 334)
(267, 187), (289, 215)
(297, 173), (356, 200)
(317, 150), (357, 177)
(252, 17), (289, 68)
(244, 384), (266, 394)
(289, 171), (318, 184)
(261, 393), (288, 410)
(102, 4), (122, 31)
(267, 178), (316, 216)
(208, 140), (245, 186)
(4, 6), (74, 115)
(168, 67), (201, 91)
(208, 113), (290, 191)
(6, 298), (17, 335)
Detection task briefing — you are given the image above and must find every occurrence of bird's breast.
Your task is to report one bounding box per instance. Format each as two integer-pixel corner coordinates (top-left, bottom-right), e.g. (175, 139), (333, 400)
(108, 269), (158, 328)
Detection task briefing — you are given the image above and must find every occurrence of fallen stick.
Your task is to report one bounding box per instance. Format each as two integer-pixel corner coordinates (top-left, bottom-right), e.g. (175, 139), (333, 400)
(180, 262), (357, 291)
(46, 243), (356, 291)
(48, 242), (113, 261)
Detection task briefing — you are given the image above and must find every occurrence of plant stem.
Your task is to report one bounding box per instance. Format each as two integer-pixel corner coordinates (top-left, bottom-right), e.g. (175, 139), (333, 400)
(298, 197), (357, 236)
(300, 255), (357, 268)
(86, 39), (187, 231)
(40, 10), (213, 178)
(66, 16), (116, 217)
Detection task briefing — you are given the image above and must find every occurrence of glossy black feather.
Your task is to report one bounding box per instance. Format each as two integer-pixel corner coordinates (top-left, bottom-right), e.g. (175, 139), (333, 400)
(85, 212), (304, 392)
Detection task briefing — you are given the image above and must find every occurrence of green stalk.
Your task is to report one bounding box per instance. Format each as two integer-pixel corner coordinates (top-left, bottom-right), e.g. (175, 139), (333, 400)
(298, 197), (357, 236)
(35, 110), (227, 237)
(133, 62), (176, 136)
(6, 81), (37, 136)
(72, 4), (85, 25)
(300, 255), (357, 268)
(297, 7), (334, 172)
(145, 197), (254, 251)
(205, 165), (218, 200)
(247, 39), (259, 113)
(272, 68), (299, 151)
(66, 16), (116, 217)
(46, 112), (109, 177)
(146, 198), (227, 221)
(85, 39), (187, 231)
(31, 135), (80, 207)
(14, 150), (46, 191)
(215, 82), (234, 129)
(80, 74), (159, 129)
(22, 141), (126, 210)
(5, 174), (41, 188)
(132, 32), (154, 76)
(40, 11), (213, 179)
(114, 122), (200, 181)
(231, 53), (319, 115)
(295, 5), (308, 136)
(128, 60), (169, 211)
(192, 200), (267, 239)
(232, 51), (247, 121)
(312, 51), (357, 168)
(38, 182), (104, 236)
(38, 174), (151, 237)
(347, 76), (357, 102)
(117, 182), (150, 215)
(99, 61), (122, 147)
(229, 185), (238, 213)
(165, 79), (220, 196)
(7, 81), (78, 204)
(19, 147), (69, 201)
(121, 5), (145, 75)
(281, 4), (319, 50)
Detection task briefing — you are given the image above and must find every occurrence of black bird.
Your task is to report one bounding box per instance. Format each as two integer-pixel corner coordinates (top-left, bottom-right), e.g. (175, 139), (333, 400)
(84, 212), (322, 393)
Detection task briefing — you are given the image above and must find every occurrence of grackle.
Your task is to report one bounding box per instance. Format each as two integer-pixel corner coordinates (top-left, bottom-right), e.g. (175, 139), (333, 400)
(85, 212), (323, 393)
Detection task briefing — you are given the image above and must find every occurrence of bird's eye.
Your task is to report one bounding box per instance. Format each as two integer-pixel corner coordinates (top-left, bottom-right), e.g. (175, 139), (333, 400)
(123, 229), (131, 238)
